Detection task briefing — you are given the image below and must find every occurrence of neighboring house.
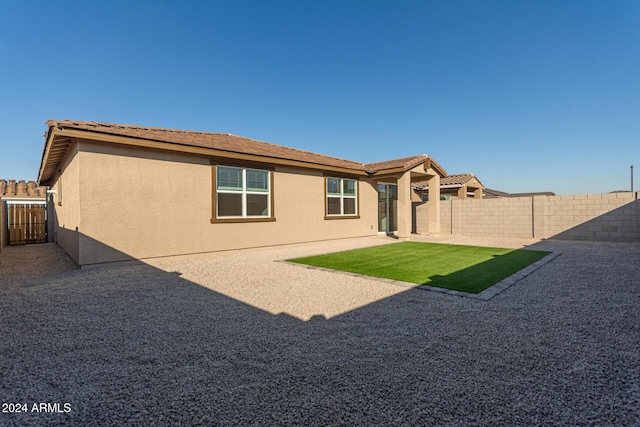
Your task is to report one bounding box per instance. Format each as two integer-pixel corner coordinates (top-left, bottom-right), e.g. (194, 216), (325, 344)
(484, 189), (556, 198)
(413, 173), (484, 201)
(37, 120), (447, 266)
(1, 179), (48, 252)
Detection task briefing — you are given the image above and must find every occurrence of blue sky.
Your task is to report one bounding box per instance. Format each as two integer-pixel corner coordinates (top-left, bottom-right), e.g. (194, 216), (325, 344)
(0, 0), (638, 194)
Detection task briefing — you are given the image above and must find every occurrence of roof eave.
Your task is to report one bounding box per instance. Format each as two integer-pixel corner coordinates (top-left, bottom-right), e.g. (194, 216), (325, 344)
(37, 125), (58, 186)
(424, 158), (447, 177)
(39, 127), (369, 178)
(366, 166), (405, 176)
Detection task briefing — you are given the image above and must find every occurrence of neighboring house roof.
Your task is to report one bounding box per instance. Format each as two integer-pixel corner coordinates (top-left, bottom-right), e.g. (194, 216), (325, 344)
(413, 173), (484, 190)
(38, 120), (447, 185)
(440, 173), (482, 187)
(483, 188), (510, 197)
(484, 188), (556, 198)
(0, 179), (47, 198)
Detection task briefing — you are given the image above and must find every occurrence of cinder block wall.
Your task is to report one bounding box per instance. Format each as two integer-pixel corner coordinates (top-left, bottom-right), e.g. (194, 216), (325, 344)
(416, 192), (639, 242)
(454, 197), (533, 237)
(416, 197), (533, 237)
(414, 202), (429, 234)
(548, 194), (639, 242)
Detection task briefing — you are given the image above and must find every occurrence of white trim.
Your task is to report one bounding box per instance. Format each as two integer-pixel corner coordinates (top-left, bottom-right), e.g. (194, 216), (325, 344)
(326, 177), (358, 216)
(3, 199), (47, 205)
(216, 166), (271, 219)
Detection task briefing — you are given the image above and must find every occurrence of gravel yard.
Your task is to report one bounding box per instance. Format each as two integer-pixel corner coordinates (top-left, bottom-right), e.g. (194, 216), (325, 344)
(1, 236), (639, 426)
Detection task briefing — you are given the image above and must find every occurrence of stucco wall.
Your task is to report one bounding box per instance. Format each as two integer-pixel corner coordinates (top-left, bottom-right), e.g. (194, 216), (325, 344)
(62, 140), (379, 265)
(416, 193), (640, 242)
(50, 142), (81, 264)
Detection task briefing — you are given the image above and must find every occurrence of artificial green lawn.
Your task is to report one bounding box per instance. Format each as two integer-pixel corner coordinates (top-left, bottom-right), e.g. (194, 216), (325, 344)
(289, 242), (551, 294)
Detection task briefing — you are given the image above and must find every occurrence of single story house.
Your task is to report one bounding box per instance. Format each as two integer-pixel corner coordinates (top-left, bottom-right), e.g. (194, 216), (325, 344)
(414, 173), (484, 201)
(37, 120), (447, 266)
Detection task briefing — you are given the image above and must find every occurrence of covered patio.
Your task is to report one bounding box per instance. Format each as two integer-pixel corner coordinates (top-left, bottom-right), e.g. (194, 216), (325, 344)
(367, 155), (446, 238)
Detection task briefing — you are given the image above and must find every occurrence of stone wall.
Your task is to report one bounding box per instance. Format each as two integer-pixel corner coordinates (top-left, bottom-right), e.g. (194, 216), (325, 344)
(416, 192), (639, 243)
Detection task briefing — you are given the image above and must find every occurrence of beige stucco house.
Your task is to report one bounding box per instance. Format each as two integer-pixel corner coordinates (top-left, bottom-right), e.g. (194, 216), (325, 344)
(37, 120), (446, 266)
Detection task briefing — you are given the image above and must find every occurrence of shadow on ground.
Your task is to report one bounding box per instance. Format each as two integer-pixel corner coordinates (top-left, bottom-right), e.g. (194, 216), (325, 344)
(1, 238), (638, 426)
(426, 248), (550, 293)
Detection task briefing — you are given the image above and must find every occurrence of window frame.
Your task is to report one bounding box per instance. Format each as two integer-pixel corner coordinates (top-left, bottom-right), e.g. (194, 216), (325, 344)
(324, 176), (360, 219)
(211, 164), (275, 223)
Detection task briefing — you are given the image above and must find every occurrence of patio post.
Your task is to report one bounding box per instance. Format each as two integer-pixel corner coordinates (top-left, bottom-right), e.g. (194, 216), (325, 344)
(397, 172), (412, 239)
(427, 174), (441, 234)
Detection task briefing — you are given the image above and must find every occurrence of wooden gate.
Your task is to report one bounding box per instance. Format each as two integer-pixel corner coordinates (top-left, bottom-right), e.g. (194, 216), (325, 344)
(6, 203), (47, 245)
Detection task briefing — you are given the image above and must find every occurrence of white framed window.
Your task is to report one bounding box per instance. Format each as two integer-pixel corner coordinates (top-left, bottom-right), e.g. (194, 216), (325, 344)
(215, 166), (271, 219)
(326, 177), (358, 217)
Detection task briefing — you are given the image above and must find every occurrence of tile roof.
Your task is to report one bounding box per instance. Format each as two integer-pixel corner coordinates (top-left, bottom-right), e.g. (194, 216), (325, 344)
(1, 179), (47, 198)
(364, 155), (429, 173)
(364, 155), (447, 176)
(441, 173), (477, 186)
(46, 120), (365, 171)
(40, 120), (448, 182)
(413, 173), (482, 190)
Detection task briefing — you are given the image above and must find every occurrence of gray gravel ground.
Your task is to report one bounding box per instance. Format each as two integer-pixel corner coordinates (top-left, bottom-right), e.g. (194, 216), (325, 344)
(1, 237), (638, 426)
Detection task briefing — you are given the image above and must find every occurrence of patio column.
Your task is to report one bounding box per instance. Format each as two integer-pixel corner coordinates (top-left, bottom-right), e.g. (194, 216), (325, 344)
(457, 185), (467, 200)
(428, 174), (441, 234)
(474, 187), (483, 199)
(397, 171), (412, 239)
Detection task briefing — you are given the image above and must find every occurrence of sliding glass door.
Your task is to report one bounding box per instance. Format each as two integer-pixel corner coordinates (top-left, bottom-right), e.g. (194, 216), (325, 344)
(377, 183), (398, 233)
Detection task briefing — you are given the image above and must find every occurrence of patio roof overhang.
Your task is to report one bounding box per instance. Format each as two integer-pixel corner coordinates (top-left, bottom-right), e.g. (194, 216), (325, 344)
(370, 158), (446, 181)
